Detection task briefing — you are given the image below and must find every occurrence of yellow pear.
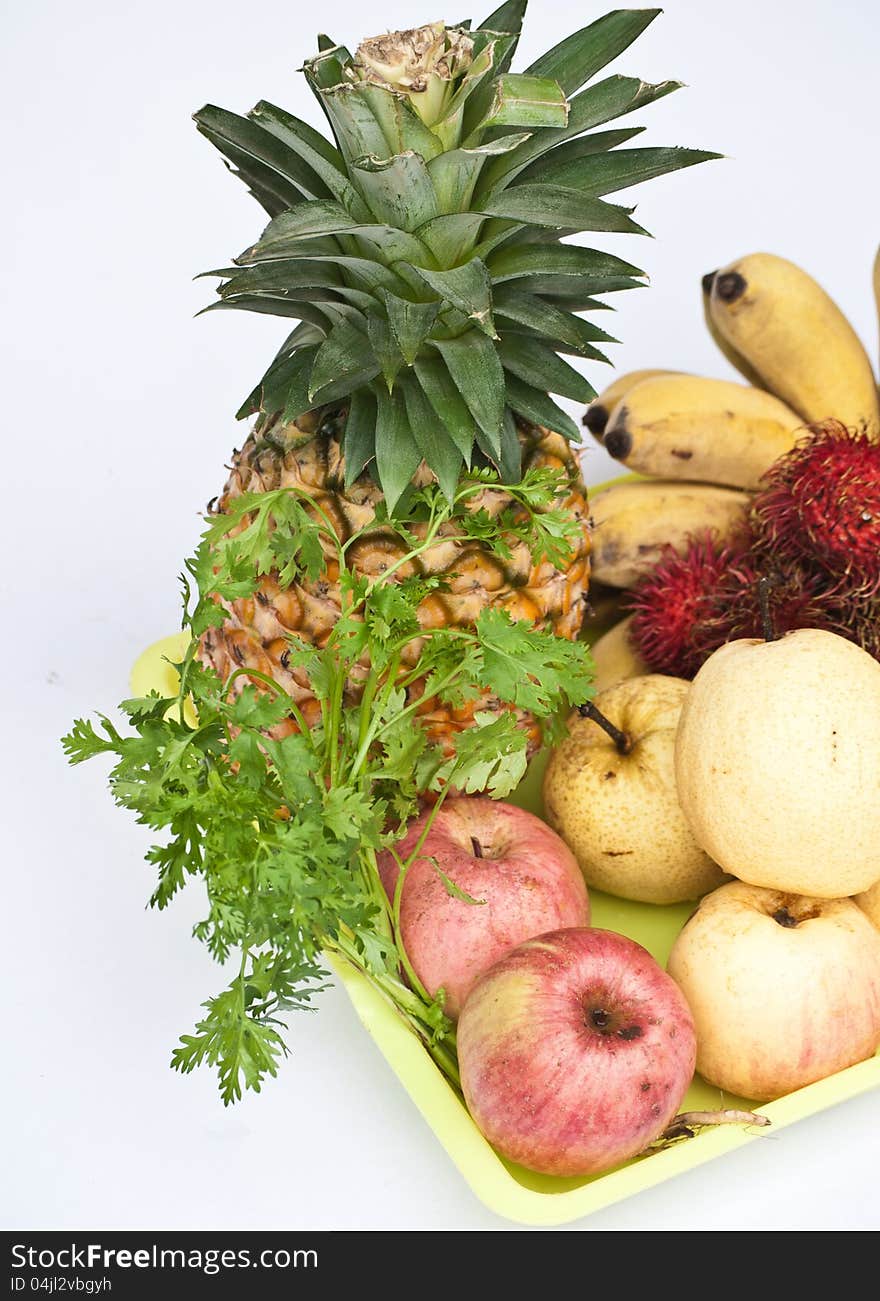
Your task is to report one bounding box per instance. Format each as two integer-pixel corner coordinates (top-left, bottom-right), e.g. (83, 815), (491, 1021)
(668, 881), (880, 1101)
(543, 676), (727, 904)
(675, 629), (880, 897)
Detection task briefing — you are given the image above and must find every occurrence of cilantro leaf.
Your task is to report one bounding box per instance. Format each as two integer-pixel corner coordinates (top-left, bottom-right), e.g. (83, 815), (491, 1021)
(476, 608), (594, 715)
(63, 455), (596, 1104)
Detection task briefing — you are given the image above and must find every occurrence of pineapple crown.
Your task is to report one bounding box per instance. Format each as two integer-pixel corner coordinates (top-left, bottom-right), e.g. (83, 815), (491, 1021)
(196, 4), (716, 509)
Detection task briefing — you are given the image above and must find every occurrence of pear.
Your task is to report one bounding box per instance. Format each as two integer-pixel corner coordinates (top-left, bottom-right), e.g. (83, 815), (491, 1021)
(667, 880), (880, 1101)
(675, 628), (880, 898)
(543, 676), (727, 904)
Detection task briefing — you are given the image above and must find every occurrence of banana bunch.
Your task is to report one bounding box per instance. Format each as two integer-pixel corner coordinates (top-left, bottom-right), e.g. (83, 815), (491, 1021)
(587, 250), (880, 590)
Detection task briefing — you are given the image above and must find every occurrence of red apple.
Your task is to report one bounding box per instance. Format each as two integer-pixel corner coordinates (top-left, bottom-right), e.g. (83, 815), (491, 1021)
(457, 928), (696, 1176)
(377, 798), (589, 1019)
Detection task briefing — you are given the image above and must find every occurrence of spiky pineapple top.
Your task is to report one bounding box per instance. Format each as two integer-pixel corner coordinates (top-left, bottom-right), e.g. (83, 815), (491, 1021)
(196, 4), (714, 510)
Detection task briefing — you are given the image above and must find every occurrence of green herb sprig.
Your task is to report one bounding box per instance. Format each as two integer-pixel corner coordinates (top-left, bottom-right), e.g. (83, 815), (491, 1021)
(63, 467), (593, 1104)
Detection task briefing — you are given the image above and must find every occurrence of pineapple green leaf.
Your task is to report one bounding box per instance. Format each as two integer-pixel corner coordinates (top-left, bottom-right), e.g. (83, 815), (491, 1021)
(493, 287), (617, 350)
(503, 373), (581, 441)
(412, 355), (478, 463)
(367, 316), (403, 391)
(201, 140), (305, 217)
(246, 345), (318, 422)
(498, 334), (596, 403)
(415, 213), (488, 266)
(374, 387), (423, 511)
(526, 8), (661, 96)
(530, 145), (722, 196)
(513, 125), (646, 184)
(427, 133), (529, 212)
(478, 76), (682, 195)
(309, 318), (380, 403)
(342, 386), (378, 486)
(238, 201), (356, 250)
(431, 331), (505, 453)
(381, 292), (440, 366)
(304, 42), (351, 88)
(402, 377), (465, 502)
(353, 152), (439, 233)
(488, 242), (644, 286)
(435, 37), (498, 135)
(469, 5), (528, 118)
(529, 331), (611, 366)
(482, 184), (647, 233)
(239, 203), (432, 271)
(317, 84), (392, 162)
(481, 74), (569, 129)
(359, 81), (447, 160)
(218, 263), (379, 313)
(410, 259), (496, 337)
(248, 101), (370, 218)
(198, 295), (332, 328)
(496, 407), (523, 481)
(198, 6), (717, 510)
(479, 0), (528, 45)
(194, 106), (332, 203)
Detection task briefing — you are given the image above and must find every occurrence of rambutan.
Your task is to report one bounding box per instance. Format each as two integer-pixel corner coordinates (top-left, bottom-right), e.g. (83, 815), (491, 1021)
(626, 535), (871, 680)
(693, 562), (854, 656)
(627, 534), (750, 678)
(832, 592), (880, 661)
(751, 421), (880, 598)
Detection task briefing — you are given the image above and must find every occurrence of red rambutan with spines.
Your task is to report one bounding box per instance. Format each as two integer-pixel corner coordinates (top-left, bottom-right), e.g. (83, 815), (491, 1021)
(627, 533), (751, 678)
(693, 560), (855, 657)
(832, 592), (880, 661)
(751, 420), (880, 598)
(627, 538), (869, 679)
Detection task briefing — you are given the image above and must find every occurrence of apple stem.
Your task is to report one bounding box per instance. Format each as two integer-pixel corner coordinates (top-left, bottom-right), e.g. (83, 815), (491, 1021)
(758, 573), (782, 642)
(578, 701), (632, 754)
(470, 836), (484, 859)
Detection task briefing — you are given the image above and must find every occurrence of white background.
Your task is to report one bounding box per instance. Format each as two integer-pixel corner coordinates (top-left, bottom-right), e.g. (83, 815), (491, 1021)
(3, 0), (879, 1232)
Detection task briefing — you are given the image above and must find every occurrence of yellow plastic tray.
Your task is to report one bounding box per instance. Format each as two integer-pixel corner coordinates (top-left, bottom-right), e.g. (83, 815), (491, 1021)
(131, 632), (880, 1226)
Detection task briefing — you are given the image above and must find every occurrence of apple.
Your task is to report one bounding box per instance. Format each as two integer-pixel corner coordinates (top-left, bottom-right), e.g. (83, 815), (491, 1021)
(855, 879), (880, 931)
(667, 880), (880, 1101)
(675, 629), (880, 897)
(543, 676), (727, 903)
(377, 798), (589, 1018)
(457, 928), (696, 1177)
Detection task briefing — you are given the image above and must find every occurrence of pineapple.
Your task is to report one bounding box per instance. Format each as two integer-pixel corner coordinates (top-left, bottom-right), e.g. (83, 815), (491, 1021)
(195, 4), (713, 745)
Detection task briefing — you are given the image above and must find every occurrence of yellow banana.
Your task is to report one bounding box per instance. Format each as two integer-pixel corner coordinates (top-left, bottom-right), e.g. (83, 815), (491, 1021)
(603, 374), (802, 490)
(583, 369), (679, 440)
(701, 272), (768, 391)
(705, 252), (880, 435)
(590, 616), (648, 693)
(590, 479), (749, 588)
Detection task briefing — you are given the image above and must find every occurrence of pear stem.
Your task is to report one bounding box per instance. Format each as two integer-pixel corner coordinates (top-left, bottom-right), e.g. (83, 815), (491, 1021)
(578, 701), (632, 755)
(758, 573), (781, 642)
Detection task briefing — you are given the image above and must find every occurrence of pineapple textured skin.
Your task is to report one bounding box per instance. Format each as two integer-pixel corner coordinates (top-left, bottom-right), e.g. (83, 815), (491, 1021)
(198, 414), (590, 751)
